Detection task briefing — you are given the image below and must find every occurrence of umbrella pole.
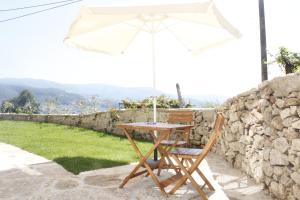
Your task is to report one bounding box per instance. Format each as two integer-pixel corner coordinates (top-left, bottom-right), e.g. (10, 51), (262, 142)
(152, 32), (157, 123)
(152, 31), (158, 161)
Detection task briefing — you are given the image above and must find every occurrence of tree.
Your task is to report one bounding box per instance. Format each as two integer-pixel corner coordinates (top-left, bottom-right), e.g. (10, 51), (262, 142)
(176, 83), (185, 108)
(273, 47), (300, 74)
(0, 90), (40, 114)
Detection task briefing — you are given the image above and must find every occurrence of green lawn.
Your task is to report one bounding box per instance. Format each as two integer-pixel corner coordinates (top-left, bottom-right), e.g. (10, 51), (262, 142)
(0, 120), (152, 174)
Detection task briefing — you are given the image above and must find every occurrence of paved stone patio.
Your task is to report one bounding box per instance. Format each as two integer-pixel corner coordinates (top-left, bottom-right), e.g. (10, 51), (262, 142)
(0, 143), (273, 200)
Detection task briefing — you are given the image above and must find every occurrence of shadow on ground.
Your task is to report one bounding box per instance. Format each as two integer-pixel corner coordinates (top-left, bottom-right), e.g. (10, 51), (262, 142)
(53, 157), (128, 174)
(204, 154), (272, 200)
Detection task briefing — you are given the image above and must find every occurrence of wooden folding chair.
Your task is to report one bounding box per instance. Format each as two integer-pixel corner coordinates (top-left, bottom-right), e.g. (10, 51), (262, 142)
(166, 112), (224, 199)
(157, 110), (193, 175)
(163, 110), (193, 146)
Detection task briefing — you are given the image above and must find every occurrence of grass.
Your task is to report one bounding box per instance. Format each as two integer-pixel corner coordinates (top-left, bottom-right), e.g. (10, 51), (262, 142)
(0, 120), (152, 174)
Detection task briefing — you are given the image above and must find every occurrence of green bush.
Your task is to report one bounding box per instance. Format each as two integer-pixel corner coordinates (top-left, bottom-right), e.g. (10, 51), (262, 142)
(121, 95), (191, 109)
(271, 47), (300, 74)
(0, 90), (39, 114)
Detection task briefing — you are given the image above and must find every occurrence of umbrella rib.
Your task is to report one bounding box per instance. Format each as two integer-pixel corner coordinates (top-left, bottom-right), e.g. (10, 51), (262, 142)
(160, 21), (192, 52)
(121, 22), (146, 53)
(162, 20), (236, 54)
(124, 21), (152, 33)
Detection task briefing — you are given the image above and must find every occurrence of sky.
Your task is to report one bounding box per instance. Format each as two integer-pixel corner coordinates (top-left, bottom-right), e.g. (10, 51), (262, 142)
(1, 0), (300, 97)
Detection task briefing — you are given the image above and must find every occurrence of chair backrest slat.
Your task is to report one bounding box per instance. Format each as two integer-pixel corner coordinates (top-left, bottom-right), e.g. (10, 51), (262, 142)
(166, 111), (193, 142)
(167, 111), (193, 124)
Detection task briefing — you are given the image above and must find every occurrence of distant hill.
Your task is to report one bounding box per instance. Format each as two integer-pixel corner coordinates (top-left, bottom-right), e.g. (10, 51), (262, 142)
(0, 84), (83, 105)
(0, 78), (162, 100)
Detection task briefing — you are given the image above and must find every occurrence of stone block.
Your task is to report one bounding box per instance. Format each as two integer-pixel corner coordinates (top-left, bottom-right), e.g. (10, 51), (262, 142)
(280, 174), (293, 187)
(291, 172), (300, 185)
(272, 107), (281, 116)
(280, 108), (292, 119)
(286, 98), (300, 107)
(253, 135), (264, 149)
(283, 117), (299, 127)
(239, 135), (253, 145)
(263, 106), (273, 125)
(291, 106), (298, 115)
(270, 149), (289, 166)
(263, 148), (271, 161)
(228, 142), (241, 152)
(258, 99), (270, 110)
(229, 111), (239, 122)
(275, 99), (286, 108)
(201, 109), (216, 122)
(270, 181), (286, 199)
(273, 166), (283, 176)
(292, 139), (300, 151)
(253, 166), (264, 182)
(292, 120), (300, 129)
(262, 161), (273, 177)
(273, 137), (289, 153)
(251, 109), (263, 122)
(271, 116), (284, 130)
(224, 131), (237, 142)
(284, 128), (299, 140)
(230, 121), (244, 134)
(293, 185), (300, 200)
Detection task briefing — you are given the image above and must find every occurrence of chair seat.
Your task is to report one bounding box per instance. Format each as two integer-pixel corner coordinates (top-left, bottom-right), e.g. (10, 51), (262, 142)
(169, 147), (202, 156)
(160, 140), (187, 146)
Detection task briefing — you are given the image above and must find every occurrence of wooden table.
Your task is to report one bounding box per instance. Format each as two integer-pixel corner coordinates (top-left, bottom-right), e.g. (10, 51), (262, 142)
(117, 122), (193, 196)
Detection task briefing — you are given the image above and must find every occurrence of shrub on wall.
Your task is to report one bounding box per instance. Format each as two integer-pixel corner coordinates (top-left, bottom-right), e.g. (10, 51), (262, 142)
(121, 95), (192, 109)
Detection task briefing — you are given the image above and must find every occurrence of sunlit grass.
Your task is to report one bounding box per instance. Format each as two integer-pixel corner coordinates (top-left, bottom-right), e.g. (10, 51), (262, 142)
(0, 120), (152, 174)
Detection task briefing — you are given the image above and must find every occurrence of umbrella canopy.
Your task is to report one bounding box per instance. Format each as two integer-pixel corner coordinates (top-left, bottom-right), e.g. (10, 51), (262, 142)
(65, 1), (241, 55)
(64, 0), (241, 124)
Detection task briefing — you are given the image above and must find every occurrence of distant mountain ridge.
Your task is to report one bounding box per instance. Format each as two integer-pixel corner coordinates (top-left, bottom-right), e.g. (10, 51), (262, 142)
(0, 78), (228, 109)
(0, 84), (83, 105)
(0, 78), (162, 100)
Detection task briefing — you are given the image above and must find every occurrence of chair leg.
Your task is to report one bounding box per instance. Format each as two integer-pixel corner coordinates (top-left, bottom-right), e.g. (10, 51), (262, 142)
(187, 158), (215, 191)
(169, 155), (208, 200)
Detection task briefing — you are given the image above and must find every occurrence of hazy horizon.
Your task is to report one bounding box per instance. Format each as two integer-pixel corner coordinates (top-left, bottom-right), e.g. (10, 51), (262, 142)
(0, 77), (230, 98)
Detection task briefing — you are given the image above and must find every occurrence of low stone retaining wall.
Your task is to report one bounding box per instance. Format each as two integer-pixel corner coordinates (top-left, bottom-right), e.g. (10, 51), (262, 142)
(217, 72), (300, 200)
(0, 108), (216, 147)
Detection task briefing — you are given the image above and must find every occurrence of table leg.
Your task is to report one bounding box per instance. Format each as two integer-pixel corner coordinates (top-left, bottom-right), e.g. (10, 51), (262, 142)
(154, 149), (158, 161)
(149, 131), (178, 174)
(119, 128), (168, 194)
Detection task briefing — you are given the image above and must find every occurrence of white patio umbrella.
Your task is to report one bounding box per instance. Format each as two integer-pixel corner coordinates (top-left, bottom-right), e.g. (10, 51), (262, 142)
(64, 0), (241, 123)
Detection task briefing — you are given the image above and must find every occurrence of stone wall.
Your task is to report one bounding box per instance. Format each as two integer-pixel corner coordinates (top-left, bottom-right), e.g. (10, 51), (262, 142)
(217, 72), (300, 200)
(0, 108), (216, 147)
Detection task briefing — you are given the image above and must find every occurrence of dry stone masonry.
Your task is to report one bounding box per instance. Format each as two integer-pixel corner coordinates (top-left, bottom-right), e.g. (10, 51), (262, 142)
(217, 72), (300, 200)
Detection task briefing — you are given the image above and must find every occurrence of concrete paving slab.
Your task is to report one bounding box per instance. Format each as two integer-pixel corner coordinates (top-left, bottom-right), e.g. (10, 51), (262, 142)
(0, 143), (272, 200)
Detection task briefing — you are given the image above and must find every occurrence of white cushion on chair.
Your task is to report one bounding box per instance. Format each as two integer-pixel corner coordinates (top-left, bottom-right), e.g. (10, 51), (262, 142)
(160, 140), (187, 146)
(170, 148), (202, 156)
